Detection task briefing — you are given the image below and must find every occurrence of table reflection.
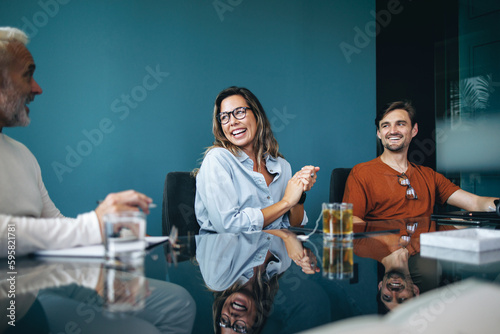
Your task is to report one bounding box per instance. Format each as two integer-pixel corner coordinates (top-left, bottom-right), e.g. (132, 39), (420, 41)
(3, 217), (500, 333)
(195, 230), (327, 334)
(322, 240), (354, 280)
(352, 217), (500, 313)
(196, 232), (289, 333)
(103, 265), (147, 314)
(0, 257), (195, 334)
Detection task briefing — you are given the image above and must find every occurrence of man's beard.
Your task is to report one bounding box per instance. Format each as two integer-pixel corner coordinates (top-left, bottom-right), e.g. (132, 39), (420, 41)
(384, 142), (405, 152)
(0, 79), (31, 127)
(383, 270), (413, 291)
(385, 270), (407, 280)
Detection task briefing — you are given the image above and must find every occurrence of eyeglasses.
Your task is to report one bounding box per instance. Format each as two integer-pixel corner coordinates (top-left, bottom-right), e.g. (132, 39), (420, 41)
(217, 107), (250, 125)
(398, 173), (418, 200)
(219, 314), (250, 333)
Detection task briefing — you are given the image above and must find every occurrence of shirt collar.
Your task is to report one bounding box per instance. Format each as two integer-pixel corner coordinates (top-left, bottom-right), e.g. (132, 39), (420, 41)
(236, 150), (251, 164)
(236, 151), (280, 173)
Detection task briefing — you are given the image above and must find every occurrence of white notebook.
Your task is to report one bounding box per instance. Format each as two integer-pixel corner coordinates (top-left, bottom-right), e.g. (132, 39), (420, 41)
(34, 236), (169, 258)
(420, 229), (500, 252)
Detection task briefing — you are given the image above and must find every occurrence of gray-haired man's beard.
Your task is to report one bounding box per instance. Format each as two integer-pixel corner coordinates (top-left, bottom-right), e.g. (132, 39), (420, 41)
(0, 86), (31, 127)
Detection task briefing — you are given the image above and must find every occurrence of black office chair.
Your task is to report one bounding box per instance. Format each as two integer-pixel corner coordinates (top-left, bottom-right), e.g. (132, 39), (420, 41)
(162, 171), (200, 236)
(329, 168), (352, 203)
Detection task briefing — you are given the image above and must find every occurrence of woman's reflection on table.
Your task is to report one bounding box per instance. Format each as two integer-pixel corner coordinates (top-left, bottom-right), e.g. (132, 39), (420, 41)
(196, 229), (319, 333)
(213, 261), (278, 334)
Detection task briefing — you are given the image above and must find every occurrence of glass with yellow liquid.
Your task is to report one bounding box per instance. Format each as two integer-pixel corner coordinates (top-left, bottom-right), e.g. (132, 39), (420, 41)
(322, 202), (353, 241)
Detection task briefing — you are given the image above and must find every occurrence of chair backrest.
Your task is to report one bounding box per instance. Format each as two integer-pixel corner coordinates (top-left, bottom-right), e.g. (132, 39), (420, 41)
(162, 171), (200, 236)
(329, 168), (352, 203)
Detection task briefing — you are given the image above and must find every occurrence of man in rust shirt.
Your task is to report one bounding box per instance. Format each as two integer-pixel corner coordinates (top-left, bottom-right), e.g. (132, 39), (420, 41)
(343, 101), (498, 222)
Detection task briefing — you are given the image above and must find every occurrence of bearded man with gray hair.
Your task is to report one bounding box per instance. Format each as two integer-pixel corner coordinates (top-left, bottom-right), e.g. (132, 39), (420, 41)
(0, 27), (153, 256)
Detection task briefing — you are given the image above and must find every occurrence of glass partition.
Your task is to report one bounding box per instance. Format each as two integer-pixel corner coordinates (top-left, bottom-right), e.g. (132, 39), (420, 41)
(436, 0), (500, 198)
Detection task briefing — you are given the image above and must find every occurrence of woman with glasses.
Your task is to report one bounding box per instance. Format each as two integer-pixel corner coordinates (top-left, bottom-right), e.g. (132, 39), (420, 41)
(195, 86), (319, 235)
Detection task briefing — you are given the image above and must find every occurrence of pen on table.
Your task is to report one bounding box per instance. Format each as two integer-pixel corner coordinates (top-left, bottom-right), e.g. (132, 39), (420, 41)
(96, 200), (157, 208)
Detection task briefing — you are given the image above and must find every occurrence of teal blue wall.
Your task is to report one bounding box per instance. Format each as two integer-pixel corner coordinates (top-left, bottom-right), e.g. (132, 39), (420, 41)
(1, 0), (376, 235)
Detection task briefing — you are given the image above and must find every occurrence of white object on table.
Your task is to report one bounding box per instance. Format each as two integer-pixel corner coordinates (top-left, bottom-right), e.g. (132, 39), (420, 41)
(420, 229), (500, 252)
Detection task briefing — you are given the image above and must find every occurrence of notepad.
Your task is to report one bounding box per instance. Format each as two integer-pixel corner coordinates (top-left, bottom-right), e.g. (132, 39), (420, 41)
(34, 236), (169, 258)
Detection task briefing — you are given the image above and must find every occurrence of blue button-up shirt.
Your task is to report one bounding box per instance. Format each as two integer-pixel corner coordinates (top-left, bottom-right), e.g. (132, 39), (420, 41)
(195, 147), (308, 234)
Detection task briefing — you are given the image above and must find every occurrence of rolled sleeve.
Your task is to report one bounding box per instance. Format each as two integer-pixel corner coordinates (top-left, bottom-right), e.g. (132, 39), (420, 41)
(242, 207), (265, 232)
(0, 211), (102, 257)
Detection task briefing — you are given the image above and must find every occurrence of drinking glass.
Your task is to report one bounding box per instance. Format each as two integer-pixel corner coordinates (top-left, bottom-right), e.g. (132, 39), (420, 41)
(103, 211), (147, 265)
(322, 202), (353, 241)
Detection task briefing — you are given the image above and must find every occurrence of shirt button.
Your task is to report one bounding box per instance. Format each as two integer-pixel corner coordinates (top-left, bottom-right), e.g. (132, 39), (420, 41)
(267, 196), (270, 199)
(270, 170), (274, 172)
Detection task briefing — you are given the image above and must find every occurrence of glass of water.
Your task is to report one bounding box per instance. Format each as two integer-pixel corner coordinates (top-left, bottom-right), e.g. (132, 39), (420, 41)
(103, 211), (146, 265)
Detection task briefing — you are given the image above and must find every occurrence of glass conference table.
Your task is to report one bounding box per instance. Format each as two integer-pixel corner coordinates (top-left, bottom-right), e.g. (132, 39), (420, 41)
(2, 217), (500, 334)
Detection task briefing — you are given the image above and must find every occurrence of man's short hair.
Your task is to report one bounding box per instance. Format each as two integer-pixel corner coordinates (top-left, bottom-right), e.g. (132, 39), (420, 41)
(0, 27), (29, 87)
(375, 101), (417, 129)
(0, 27), (28, 48)
(0, 27), (28, 60)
